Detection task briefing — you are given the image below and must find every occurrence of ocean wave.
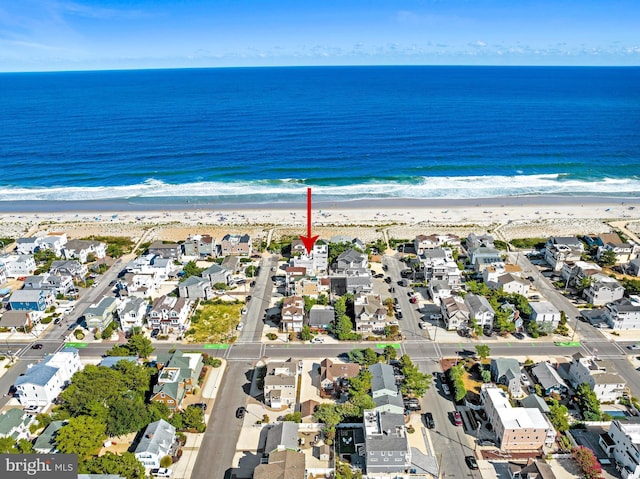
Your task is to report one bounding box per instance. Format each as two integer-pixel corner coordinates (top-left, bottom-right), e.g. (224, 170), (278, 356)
(1, 174), (640, 202)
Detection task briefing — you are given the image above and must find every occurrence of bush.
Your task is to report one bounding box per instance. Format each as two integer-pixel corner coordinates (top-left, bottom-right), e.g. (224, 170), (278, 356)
(211, 358), (222, 368)
(73, 329), (85, 340)
(266, 333), (278, 340)
(41, 316), (53, 324)
(159, 455), (173, 468)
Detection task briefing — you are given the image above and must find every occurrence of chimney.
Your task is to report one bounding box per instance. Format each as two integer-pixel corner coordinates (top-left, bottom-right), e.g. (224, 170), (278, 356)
(146, 433), (153, 439)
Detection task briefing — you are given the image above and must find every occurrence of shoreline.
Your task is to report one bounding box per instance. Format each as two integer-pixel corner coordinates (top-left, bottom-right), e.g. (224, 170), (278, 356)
(1, 194), (640, 214)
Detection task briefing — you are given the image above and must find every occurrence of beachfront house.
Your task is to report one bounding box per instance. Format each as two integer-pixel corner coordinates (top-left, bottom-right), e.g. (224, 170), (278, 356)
(14, 348), (81, 408)
(220, 233), (252, 256)
(116, 296), (148, 333)
(466, 233), (495, 250)
(333, 249), (368, 273)
(1, 254), (37, 278)
(147, 295), (193, 333)
(182, 234), (217, 259)
(583, 277), (625, 306)
(441, 295), (470, 331)
(134, 419), (176, 469)
(544, 236), (584, 271)
(84, 296), (118, 332)
(419, 248), (461, 288)
(125, 254), (176, 280)
(597, 238), (639, 265)
(62, 239), (106, 263)
(263, 358), (302, 408)
(290, 241), (329, 275)
(16, 233), (67, 256)
(147, 241), (182, 261)
(567, 352), (627, 402)
(529, 301), (561, 333)
(281, 296), (305, 333)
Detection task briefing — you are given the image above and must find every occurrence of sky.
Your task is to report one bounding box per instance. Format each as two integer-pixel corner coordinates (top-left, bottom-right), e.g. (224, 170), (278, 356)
(1, 0), (639, 72)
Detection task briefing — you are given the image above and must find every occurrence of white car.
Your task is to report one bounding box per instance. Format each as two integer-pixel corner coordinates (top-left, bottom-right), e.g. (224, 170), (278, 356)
(521, 373), (530, 385)
(236, 323), (244, 331)
(419, 322), (428, 330)
(150, 468), (173, 478)
(311, 337), (325, 343)
(241, 307), (248, 315)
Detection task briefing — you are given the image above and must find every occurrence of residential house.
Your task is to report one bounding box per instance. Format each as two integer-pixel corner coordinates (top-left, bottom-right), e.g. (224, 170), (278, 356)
(263, 359), (302, 408)
(474, 256), (505, 274)
(605, 296), (640, 330)
(84, 297), (118, 332)
(254, 450), (305, 479)
(182, 234), (216, 259)
(291, 277), (325, 298)
(178, 276), (214, 300)
(147, 241), (182, 261)
(281, 296), (304, 333)
(290, 241), (329, 275)
(333, 249), (367, 273)
(597, 238), (638, 265)
(419, 248), (461, 288)
(285, 266), (306, 294)
(483, 263), (524, 284)
(353, 293), (389, 335)
(151, 350), (203, 410)
(481, 385), (549, 452)
(567, 352), (627, 402)
(49, 259), (88, 278)
(468, 246), (502, 266)
(466, 233), (495, 250)
(529, 301), (561, 333)
(62, 239), (106, 263)
(560, 261), (601, 285)
(15, 237), (41, 255)
(16, 233), (67, 255)
(604, 420), (640, 479)
(7, 289), (47, 311)
(220, 234), (252, 256)
(530, 362), (568, 396)
(465, 294), (495, 331)
(0, 310), (43, 331)
(99, 356), (138, 368)
(369, 363), (404, 415)
(147, 295), (192, 333)
(116, 296), (148, 333)
(508, 459), (557, 479)
(441, 296), (470, 331)
(0, 262), (6, 285)
(0, 409), (34, 440)
(414, 234), (439, 254)
(628, 258), (640, 277)
(319, 358), (360, 398)
(491, 274), (530, 296)
(306, 305), (334, 332)
(544, 237), (584, 271)
(134, 419), (176, 469)
(15, 348), (81, 407)
(1, 254), (36, 278)
(124, 254), (175, 281)
(428, 279), (453, 306)
(220, 255), (241, 273)
(501, 303), (524, 332)
(264, 421), (299, 454)
(490, 358), (523, 397)
(363, 409), (412, 474)
(201, 263), (232, 285)
(22, 273), (73, 296)
(583, 277), (625, 306)
(34, 420), (66, 454)
(117, 272), (160, 298)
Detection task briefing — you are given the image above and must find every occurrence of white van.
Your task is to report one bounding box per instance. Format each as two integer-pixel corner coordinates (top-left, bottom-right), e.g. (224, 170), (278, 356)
(150, 468), (172, 478)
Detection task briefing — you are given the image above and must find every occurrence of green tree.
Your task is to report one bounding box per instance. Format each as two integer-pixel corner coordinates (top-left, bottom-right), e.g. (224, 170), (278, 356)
(481, 368), (492, 383)
(335, 314), (354, 340)
(575, 383), (603, 421)
(56, 415), (106, 457)
(336, 461), (363, 479)
(449, 364), (467, 402)
(282, 412), (302, 423)
(547, 399), (570, 432)
(475, 344), (491, 360)
(363, 348), (379, 365)
(348, 370), (373, 395)
(0, 436), (18, 453)
(16, 438), (33, 453)
(106, 397), (150, 437)
(80, 452), (146, 479)
(300, 325), (313, 341)
(399, 355), (432, 397)
(183, 405), (206, 432)
(303, 296), (317, 313)
(126, 333), (154, 358)
(105, 345), (136, 357)
(182, 261), (205, 279)
(577, 276), (595, 293)
(383, 345), (397, 362)
(527, 320), (540, 338)
(147, 401), (171, 423)
(599, 249), (617, 267)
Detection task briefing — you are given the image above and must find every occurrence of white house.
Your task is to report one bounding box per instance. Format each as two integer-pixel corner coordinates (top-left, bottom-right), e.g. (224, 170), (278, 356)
(291, 241), (329, 275)
(14, 348), (82, 407)
(544, 237), (584, 271)
(582, 276), (625, 306)
(1, 254), (37, 278)
(529, 301), (561, 333)
(567, 352), (627, 403)
(147, 295), (192, 333)
(117, 297), (148, 333)
(134, 419), (176, 469)
(263, 359), (302, 408)
(605, 296), (640, 330)
(441, 296), (470, 331)
(604, 420), (640, 479)
(281, 296), (305, 333)
(465, 293), (495, 330)
(62, 239), (107, 263)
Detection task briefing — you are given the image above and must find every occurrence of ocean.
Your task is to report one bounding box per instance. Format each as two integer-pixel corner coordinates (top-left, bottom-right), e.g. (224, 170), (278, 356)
(1, 65), (639, 207)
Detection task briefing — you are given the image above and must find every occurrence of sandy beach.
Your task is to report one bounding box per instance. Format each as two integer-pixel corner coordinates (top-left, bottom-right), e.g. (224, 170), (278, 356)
(1, 196), (640, 245)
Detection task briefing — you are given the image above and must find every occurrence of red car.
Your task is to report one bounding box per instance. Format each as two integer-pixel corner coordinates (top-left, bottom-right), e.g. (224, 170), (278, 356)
(453, 411), (463, 426)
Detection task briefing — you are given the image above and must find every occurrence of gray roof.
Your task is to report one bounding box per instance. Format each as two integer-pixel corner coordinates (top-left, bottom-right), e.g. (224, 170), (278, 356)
(201, 264), (229, 276)
(421, 249), (446, 259)
(549, 236), (582, 247)
(491, 358), (520, 382)
(337, 249), (365, 264)
(15, 363), (59, 387)
(532, 362), (568, 391)
(369, 363), (398, 395)
(530, 301), (560, 316)
(264, 422), (299, 454)
(34, 420), (65, 452)
(374, 393), (405, 410)
(85, 296), (117, 317)
(308, 305), (335, 326)
(0, 311), (31, 327)
(134, 419), (176, 456)
(465, 294), (494, 316)
(365, 411), (409, 453)
(179, 275), (208, 287)
(99, 356), (137, 368)
(119, 296), (146, 315)
(0, 408), (31, 437)
(520, 394), (550, 413)
(8, 289), (43, 302)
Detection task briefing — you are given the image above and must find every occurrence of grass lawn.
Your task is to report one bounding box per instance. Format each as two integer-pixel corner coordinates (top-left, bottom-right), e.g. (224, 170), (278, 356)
(462, 368), (483, 395)
(185, 302), (243, 343)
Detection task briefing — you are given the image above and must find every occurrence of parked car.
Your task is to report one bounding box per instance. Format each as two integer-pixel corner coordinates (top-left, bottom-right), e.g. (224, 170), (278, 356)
(236, 407), (246, 419)
(419, 322), (428, 330)
(424, 412), (435, 429)
(311, 337), (325, 344)
(31, 343), (43, 350)
(628, 344), (640, 350)
(236, 323), (244, 331)
(453, 411), (463, 426)
(150, 468), (173, 478)
(521, 373), (530, 385)
(512, 332), (525, 340)
(442, 384), (451, 396)
(191, 403), (207, 411)
(151, 329), (160, 338)
(465, 456), (478, 470)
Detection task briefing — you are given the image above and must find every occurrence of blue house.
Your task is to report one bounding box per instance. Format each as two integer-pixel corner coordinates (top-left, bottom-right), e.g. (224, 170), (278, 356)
(7, 289), (46, 311)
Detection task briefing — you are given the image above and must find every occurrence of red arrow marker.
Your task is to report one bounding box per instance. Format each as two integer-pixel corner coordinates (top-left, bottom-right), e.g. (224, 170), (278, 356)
(299, 187), (319, 254)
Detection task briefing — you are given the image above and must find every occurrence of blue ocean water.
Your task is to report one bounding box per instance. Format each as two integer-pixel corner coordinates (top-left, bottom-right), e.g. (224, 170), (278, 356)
(0, 65), (639, 204)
